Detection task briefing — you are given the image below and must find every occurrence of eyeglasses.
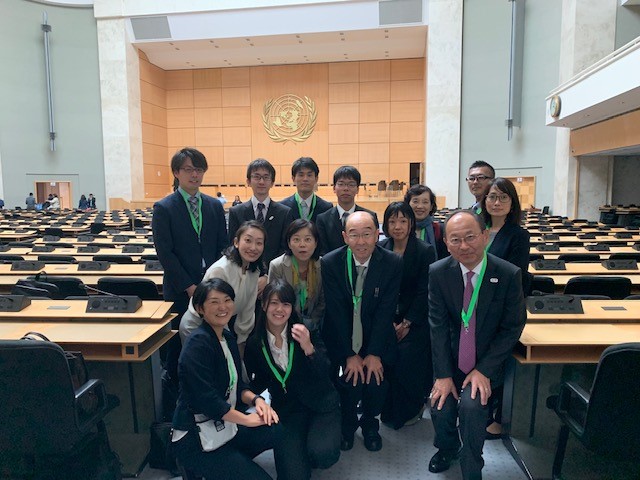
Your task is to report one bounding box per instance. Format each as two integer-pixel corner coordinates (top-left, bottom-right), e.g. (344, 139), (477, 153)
(466, 175), (493, 183)
(447, 233), (482, 246)
(346, 232), (376, 241)
(486, 194), (511, 204)
(181, 167), (205, 175)
(335, 182), (358, 189)
(250, 174), (272, 182)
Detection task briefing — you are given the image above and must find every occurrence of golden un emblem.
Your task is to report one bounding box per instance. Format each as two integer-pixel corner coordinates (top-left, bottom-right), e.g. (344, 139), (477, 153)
(262, 94), (317, 143)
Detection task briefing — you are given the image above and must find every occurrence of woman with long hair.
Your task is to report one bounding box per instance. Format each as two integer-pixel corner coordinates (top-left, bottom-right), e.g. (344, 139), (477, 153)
(404, 184), (446, 259)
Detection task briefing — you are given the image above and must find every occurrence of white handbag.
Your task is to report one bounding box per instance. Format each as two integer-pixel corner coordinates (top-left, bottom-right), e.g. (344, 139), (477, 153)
(194, 413), (238, 452)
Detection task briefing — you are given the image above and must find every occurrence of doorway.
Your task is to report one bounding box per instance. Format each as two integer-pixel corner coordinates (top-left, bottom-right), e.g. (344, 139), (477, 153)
(35, 181), (72, 209)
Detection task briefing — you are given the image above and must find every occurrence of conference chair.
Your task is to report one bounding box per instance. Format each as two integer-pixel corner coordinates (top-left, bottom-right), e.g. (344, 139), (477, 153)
(0, 339), (121, 479)
(93, 254), (134, 264)
(37, 254), (78, 264)
(97, 277), (161, 300)
(564, 276), (632, 300)
(547, 343), (640, 480)
(140, 254), (159, 262)
(44, 227), (65, 237)
(90, 222), (106, 234)
(530, 276), (555, 295)
(609, 253), (640, 262)
(557, 254), (601, 263)
(27, 274), (87, 298)
(0, 254), (25, 263)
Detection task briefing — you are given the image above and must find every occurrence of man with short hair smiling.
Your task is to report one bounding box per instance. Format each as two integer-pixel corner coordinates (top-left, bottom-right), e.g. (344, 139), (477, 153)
(280, 156), (332, 223)
(466, 161), (495, 212)
(427, 210), (525, 480)
(228, 158), (294, 267)
(316, 166), (378, 255)
(321, 211), (402, 453)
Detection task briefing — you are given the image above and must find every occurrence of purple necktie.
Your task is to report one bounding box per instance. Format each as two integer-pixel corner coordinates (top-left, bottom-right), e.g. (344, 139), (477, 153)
(458, 271), (477, 374)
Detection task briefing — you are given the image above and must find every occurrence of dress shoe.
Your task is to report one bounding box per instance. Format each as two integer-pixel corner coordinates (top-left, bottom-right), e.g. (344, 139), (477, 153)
(485, 430), (503, 440)
(428, 449), (460, 473)
(340, 433), (354, 451)
(362, 430), (382, 452)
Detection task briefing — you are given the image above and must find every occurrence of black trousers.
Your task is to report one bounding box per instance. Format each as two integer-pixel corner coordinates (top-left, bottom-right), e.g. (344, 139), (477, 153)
(334, 368), (388, 436)
(381, 324), (431, 429)
(173, 424), (280, 480)
(430, 373), (491, 480)
(276, 407), (341, 480)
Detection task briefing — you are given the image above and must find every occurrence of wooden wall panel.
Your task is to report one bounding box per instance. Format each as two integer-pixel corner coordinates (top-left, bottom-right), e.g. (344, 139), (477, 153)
(391, 80), (424, 101)
(167, 128), (195, 148)
(222, 87), (251, 107)
(194, 108), (223, 128)
(143, 144), (168, 166)
(360, 60), (391, 82)
(329, 62), (359, 83)
(223, 127), (252, 146)
(193, 69), (221, 89)
(329, 124), (359, 144)
(359, 143), (390, 164)
(195, 128), (223, 146)
(166, 109), (195, 128)
(329, 103), (359, 124)
(391, 58), (424, 81)
(194, 89), (222, 107)
(329, 144), (359, 165)
(390, 142), (424, 164)
(329, 83), (359, 103)
(360, 82), (390, 102)
(570, 108), (640, 156)
(390, 101), (424, 122)
(360, 102), (390, 123)
(144, 164), (171, 186)
(222, 67), (251, 87)
(144, 184), (171, 199)
(360, 123), (390, 144)
(166, 70), (193, 90)
(223, 107), (251, 127)
(166, 90), (194, 109)
(390, 122), (424, 142)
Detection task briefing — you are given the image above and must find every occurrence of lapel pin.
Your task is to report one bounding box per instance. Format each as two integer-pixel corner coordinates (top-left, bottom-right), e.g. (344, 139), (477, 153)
(490, 277), (498, 283)
(268, 216), (274, 221)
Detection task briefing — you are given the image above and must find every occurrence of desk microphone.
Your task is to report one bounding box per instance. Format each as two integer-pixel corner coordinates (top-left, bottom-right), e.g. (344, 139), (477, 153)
(82, 284), (142, 313)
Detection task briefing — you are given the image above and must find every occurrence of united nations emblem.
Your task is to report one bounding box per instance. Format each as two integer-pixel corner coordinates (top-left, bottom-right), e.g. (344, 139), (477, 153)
(262, 94), (317, 143)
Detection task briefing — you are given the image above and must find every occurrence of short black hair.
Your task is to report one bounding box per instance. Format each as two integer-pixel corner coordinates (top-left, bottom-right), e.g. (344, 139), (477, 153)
(192, 278), (235, 315)
(333, 166), (361, 186)
(382, 201), (416, 238)
(481, 177), (522, 226)
(404, 184), (437, 216)
(254, 279), (301, 342)
(224, 220), (267, 272)
(247, 158), (276, 182)
(284, 219), (320, 260)
(443, 209), (486, 237)
(291, 157), (319, 177)
(469, 161), (495, 178)
(170, 148), (208, 173)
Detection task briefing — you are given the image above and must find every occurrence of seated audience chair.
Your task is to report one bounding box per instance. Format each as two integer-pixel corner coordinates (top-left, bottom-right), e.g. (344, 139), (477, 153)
(93, 254), (134, 264)
(530, 276), (555, 295)
(563, 276), (631, 300)
(43, 227), (65, 237)
(97, 277), (161, 300)
(557, 254), (601, 263)
(37, 254), (78, 264)
(547, 343), (640, 480)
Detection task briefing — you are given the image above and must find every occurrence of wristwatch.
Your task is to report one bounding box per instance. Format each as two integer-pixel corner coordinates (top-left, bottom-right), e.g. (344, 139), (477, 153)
(251, 394), (264, 406)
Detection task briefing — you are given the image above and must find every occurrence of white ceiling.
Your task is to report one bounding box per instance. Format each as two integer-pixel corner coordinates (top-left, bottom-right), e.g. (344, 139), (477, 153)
(134, 26), (427, 70)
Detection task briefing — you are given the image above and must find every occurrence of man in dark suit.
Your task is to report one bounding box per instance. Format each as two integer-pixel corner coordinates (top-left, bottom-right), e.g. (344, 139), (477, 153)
(427, 210), (526, 480)
(466, 161), (495, 213)
(228, 158), (294, 267)
(152, 148), (229, 417)
(280, 157), (332, 224)
(322, 211), (402, 452)
(316, 166), (378, 255)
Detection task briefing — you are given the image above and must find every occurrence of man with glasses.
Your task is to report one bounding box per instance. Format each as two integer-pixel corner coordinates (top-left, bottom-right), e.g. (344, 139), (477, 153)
(465, 161), (495, 213)
(322, 211), (402, 452)
(228, 158), (293, 266)
(280, 156), (333, 223)
(153, 148), (229, 418)
(316, 166), (378, 255)
(427, 210), (525, 480)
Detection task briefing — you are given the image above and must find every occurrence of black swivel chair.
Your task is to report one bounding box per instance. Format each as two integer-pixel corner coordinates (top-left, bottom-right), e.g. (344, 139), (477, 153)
(97, 277), (161, 300)
(530, 276), (555, 295)
(557, 254), (600, 263)
(0, 254), (25, 263)
(43, 227), (65, 237)
(37, 254), (78, 264)
(564, 276), (632, 300)
(0, 339), (121, 479)
(27, 274), (87, 298)
(93, 254), (134, 264)
(547, 343), (640, 480)
(609, 253), (640, 262)
(90, 222), (106, 235)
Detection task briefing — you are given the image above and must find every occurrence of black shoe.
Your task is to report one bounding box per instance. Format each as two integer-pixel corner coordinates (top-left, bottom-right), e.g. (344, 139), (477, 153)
(428, 449), (460, 473)
(340, 433), (354, 451)
(362, 430), (382, 452)
(485, 430), (503, 440)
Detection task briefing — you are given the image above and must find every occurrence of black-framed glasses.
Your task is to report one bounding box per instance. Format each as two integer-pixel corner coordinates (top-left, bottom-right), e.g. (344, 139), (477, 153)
(466, 175), (493, 183)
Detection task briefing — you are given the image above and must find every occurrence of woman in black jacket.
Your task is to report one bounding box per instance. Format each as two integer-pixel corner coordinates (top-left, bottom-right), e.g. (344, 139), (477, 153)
(171, 278), (281, 479)
(245, 280), (341, 480)
(378, 202), (437, 429)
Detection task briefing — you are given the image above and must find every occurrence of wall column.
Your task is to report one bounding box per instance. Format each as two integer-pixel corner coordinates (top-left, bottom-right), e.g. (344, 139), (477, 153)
(425, 0), (463, 208)
(96, 18), (144, 208)
(552, 0), (617, 216)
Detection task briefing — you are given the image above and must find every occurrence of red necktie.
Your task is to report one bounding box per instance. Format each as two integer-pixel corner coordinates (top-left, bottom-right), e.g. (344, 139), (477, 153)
(458, 271), (477, 374)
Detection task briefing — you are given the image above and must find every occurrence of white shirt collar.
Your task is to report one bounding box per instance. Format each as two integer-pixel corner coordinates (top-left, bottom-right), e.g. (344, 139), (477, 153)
(459, 259), (484, 285)
(251, 196), (271, 212)
(266, 328), (289, 370)
(337, 204), (356, 218)
(354, 256), (371, 268)
(298, 194), (313, 208)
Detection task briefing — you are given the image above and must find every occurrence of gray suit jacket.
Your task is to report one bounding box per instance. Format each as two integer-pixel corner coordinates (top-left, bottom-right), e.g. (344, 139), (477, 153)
(268, 253), (325, 330)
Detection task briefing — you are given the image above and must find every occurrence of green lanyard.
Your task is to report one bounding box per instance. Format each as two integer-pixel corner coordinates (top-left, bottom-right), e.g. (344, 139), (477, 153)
(460, 254), (487, 330)
(419, 228), (426, 241)
(346, 248), (363, 309)
(294, 192), (316, 220)
(224, 343), (237, 399)
(291, 257), (308, 311)
(261, 340), (295, 393)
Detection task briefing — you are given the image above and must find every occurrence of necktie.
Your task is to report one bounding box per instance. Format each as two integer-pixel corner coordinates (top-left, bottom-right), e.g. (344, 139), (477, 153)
(458, 271), (477, 374)
(300, 200), (309, 220)
(341, 211), (349, 227)
(257, 203), (265, 223)
(352, 265), (367, 353)
(188, 196), (199, 223)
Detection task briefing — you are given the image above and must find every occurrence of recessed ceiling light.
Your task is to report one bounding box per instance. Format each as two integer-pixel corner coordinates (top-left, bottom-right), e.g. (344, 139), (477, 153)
(169, 42), (174, 45)
(245, 38), (250, 42)
(250, 43), (254, 47)
(340, 32), (344, 36)
(209, 40), (214, 44)
(215, 45), (219, 48)
(385, 35), (389, 39)
(341, 38), (345, 41)
(296, 35), (300, 38)
(175, 47), (180, 50)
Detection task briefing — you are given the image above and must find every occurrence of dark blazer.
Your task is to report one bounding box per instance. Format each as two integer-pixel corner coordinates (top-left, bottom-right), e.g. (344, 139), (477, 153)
(280, 194), (333, 223)
(321, 245), (402, 366)
(244, 326), (339, 416)
(228, 200), (294, 266)
(378, 236), (436, 327)
(153, 191), (228, 307)
(488, 222), (531, 295)
(428, 254), (526, 385)
(316, 206), (379, 256)
(173, 323), (250, 431)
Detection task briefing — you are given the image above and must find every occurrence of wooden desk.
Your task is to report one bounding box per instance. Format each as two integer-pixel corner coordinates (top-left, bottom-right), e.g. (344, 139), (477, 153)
(34, 237), (152, 245)
(0, 230), (37, 241)
(527, 299), (640, 323)
(530, 235), (640, 244)
(529, 262), (639, 276)
(0, 263), (163, 276)
(4, 246), (157, 260)
(529, 246), (639, 258)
